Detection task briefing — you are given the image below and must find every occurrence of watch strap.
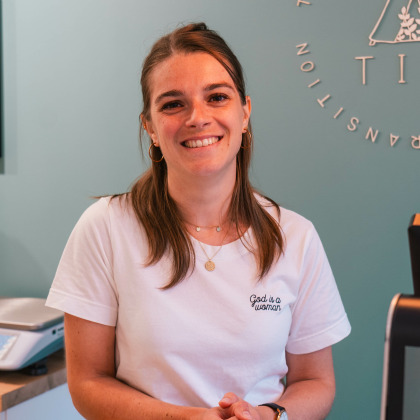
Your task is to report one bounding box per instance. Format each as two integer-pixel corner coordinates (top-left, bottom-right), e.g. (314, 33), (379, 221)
(258, 403), (286, 419)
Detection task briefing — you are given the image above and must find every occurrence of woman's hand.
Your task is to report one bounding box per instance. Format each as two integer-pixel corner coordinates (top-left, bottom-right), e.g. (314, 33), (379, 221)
(218, 392), (260, 419)
(192, 392), (264, 420)
(209, 392), (265, 420)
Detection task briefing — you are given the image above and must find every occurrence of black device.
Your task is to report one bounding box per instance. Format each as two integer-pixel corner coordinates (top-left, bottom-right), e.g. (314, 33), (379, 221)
(408, 214), (420, 297)
(380, 214), (420, 420)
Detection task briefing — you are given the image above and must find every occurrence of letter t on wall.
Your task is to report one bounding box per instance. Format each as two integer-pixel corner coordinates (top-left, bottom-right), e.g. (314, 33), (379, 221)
(355, 56), (374, 85)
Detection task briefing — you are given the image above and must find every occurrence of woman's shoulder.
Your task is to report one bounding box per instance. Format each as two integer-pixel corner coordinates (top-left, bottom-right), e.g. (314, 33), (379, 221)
(255, 192), (314, 232)
(76, 194), (133, 228)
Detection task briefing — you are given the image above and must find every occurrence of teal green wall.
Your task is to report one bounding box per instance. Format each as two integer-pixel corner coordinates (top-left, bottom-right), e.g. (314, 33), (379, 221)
(1, 1), (419, 419)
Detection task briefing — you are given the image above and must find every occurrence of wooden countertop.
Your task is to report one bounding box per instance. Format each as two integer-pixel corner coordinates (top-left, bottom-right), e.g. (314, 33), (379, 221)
(0, 349), (67, 412)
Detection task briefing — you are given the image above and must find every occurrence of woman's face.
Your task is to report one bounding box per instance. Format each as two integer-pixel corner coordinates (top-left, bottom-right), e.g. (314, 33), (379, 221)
(144, 52), (251, 184)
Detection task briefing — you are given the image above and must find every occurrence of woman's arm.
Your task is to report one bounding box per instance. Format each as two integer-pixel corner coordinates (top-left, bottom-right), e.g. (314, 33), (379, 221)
(65, 313), (208, 420)
(218, 347), (335, 420)
(277, 347), (336, 419)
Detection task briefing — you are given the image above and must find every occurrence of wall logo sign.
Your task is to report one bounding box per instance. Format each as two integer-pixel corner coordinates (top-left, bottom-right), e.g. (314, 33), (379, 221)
(370, 0), (420, 45)
(296, 0), (420, 150)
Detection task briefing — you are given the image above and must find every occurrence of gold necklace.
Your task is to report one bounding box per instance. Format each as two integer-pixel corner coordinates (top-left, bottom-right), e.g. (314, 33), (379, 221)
(184, 220), (222, 232)
(197, 230), (229, 272)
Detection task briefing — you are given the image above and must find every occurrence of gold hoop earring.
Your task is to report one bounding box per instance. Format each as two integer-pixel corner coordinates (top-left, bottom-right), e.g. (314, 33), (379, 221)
(241, 129), (252, 149)
(148, 143), (164, 163)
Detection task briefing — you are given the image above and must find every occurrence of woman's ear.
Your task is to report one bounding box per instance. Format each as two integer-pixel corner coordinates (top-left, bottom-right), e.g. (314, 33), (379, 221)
(242, 96), (252, 130)
(141, 116), (159, 146)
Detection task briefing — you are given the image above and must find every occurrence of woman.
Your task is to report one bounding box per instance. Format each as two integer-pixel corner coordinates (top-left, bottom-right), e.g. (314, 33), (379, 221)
(47, 23), (351, 420)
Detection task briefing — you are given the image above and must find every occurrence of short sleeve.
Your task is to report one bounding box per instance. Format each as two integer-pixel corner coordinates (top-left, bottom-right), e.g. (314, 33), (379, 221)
(285, 225), (351, 354)
(46, 198), (118, 326)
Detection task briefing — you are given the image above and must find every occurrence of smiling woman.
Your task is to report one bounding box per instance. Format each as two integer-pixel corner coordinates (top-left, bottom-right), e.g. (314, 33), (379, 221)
(144, 52), (251, 189)
(133, 24), (278, 283)
(45, 22), (351, 420)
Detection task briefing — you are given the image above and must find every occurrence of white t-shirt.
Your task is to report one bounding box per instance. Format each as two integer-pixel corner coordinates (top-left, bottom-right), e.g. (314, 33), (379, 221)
(46, 195), (350, 408)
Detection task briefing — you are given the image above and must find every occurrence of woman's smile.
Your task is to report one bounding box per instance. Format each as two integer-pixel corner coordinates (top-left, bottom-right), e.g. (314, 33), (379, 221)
(183, 136), (222, 149)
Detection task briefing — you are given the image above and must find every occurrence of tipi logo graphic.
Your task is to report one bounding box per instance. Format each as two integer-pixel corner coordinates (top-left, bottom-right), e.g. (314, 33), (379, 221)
(295, 0), (420, 150)
(370, 0), (420, 45)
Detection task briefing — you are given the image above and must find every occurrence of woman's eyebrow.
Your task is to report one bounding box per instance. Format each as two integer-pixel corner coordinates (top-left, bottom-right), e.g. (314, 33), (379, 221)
(205, 82), (235, 92)
(154, 89), (183, 105)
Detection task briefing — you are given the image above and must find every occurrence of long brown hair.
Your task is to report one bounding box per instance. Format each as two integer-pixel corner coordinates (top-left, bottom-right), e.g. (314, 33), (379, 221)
(129, 22), (283, 288)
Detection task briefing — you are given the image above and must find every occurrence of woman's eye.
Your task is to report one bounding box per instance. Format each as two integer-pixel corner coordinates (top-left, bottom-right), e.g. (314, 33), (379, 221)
(209, 93), (229, 103)
(161, 101), (182, 111)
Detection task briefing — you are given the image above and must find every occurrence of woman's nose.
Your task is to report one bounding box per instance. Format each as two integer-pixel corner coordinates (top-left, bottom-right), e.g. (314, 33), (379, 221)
(185, 101), (210, 129)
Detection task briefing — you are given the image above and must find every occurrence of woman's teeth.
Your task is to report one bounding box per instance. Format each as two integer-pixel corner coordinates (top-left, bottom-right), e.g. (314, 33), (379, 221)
(184, 137), (220, 148)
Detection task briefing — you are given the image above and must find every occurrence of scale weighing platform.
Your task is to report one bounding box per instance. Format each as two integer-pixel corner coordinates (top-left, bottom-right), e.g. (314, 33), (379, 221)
(0, 297), (64, 372)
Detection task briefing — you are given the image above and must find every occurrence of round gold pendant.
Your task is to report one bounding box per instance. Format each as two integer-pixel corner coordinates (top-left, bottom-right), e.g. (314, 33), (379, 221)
(205, 260), (216, 271)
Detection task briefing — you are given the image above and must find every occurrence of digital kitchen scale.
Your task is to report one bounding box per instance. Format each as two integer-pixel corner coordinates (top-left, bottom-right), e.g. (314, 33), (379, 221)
(0, 297), (64, 371)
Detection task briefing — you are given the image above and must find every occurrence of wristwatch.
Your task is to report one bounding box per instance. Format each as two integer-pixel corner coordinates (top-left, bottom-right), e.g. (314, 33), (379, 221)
(259, 403), (288, 420)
